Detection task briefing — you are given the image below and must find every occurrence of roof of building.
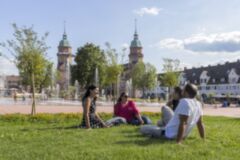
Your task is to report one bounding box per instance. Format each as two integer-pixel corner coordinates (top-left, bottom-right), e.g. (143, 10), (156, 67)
(58, 29), (71, 48)
(6, 75), (21, 81)
(130, 20), (142, 48)
(130, 32), (142, 48)
(183, 60), (240, 84)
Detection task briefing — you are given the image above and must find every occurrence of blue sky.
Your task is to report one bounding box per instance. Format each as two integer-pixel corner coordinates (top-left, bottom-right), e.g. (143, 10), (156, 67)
(1, 0), (240, 75)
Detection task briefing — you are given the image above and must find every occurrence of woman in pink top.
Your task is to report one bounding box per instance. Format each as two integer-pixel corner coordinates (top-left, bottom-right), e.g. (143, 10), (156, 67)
(114, 92), (152, 125)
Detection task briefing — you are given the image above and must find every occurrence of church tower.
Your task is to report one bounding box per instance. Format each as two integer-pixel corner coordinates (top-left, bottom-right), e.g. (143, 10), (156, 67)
(120, 19), (144, 97)
(57, 23), (73, 91)
(129, 19), (143, 64)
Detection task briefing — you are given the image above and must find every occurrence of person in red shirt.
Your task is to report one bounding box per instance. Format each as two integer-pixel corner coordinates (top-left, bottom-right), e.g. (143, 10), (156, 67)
(114, 92), (152, 125)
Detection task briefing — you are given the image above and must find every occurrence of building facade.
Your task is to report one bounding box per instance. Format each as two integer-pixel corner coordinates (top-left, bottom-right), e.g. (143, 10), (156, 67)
(5, 75), (22, 89)
(0, 75), (5, 89)
(0, 75), (22, 96)
(179, 60), (240, 97)
(147, 60), (240, 99)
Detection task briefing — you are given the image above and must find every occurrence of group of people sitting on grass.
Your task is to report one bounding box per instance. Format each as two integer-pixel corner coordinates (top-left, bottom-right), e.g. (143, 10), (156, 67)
(80, 83), (205, 144)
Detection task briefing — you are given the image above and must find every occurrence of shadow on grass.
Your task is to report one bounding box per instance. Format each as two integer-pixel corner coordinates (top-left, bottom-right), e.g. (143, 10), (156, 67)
(21, 125), (81, 132)
(116, 127), (172, 146)
(115, 136), (171, 146)
(20, 124), (129, 131)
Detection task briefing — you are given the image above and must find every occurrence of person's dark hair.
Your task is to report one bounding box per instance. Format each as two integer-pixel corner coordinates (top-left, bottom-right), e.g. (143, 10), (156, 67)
(184, 83), (198, 98)
(82, 85), (97, 101)
(117, 92), (128, 103)
(174, 86), (182, 99)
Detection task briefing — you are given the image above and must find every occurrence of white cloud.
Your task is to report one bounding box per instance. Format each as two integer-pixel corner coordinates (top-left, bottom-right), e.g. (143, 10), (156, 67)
(154, 31), (240, 53)
(152, 38), (183, 50)
(133, 7), (162, 16)
(0, 58), (18, 75)
(121, 43), (129, 49)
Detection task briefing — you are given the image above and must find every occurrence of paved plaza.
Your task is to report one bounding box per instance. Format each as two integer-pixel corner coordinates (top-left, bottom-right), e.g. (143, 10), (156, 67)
(0, 102), (239, 118)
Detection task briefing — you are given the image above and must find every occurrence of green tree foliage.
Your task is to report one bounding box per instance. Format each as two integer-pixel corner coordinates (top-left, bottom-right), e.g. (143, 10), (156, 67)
(132, 61), (157, 95)
(104, 42), (123, 86)
(0, 24), (51, 115)
(160, 58), (180, 87)
(100, 42), (125, 101)
(71, 43), (107, 88)
(132, 61), (145, 89)
(160, 72), (179, 87)
(144, 63), (158, 90)
(38, 62), (54, 91)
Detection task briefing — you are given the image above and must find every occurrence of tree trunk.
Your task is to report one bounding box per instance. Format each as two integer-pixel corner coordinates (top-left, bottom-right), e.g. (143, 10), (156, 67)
(166, 86), (171, 102)
(31, 72), (36, 115)
(112, 83), (116, 105)
(142, 87), (145, 98)
(132, 86), (136, 98)
(39, 84), (43, 93)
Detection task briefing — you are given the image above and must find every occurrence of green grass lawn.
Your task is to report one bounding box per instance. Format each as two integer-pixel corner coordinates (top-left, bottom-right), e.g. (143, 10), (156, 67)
(0, 113), (239, 160)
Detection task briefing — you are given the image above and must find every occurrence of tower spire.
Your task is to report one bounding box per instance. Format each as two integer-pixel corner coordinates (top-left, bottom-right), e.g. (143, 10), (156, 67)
(62, 20), (67, 40)
(129, 18), (143, 64)
(133, 19), (139, 40)
(58, 20), (71, 47)
(64, 20), (66, 35)
(134, 18), (137, 34)
(130, 19), (142, 48)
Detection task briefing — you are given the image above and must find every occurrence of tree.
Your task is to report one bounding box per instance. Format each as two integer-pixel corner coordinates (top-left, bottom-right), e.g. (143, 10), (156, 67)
(37, 60), (53, 92)
(160, 58), (180, 88)
(162, 58), (180, 72)
(160, 58), (181, 101)
(160, 72), (179, 88)
(71, 43), (107, 88)
(132, 61), (157, 97)
(132, 61), (145, 90)
(103, 42), (123, 100)
(144, 63), (158, 91)
(0, 24), (51, 115)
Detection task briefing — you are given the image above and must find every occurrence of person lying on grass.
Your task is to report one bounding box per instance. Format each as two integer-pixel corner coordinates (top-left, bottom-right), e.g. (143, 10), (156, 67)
(140, 83), (205, 144)
(111, 92), (152, 125)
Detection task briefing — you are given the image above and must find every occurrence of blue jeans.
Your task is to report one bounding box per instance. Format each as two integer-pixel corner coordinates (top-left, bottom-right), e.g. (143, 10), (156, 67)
(129, 115), (152, 125)
(140, 125), (166, 138)
(105, 117), (127, 126)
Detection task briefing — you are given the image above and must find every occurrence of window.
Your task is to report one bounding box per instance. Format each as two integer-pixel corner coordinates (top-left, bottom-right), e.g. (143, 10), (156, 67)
(200, 79), (207, 83)
(231, 78), (237, 83)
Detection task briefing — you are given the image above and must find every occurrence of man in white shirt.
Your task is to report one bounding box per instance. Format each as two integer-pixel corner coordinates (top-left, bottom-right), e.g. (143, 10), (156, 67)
(140, 83), (205, 144)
